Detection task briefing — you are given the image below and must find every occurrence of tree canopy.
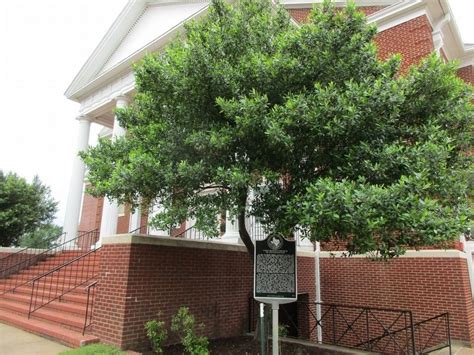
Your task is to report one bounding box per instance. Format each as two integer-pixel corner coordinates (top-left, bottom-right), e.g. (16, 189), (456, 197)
(19, 223), (62, 249)
(81, 0), (473, 258)
(0, 171), (58, 246)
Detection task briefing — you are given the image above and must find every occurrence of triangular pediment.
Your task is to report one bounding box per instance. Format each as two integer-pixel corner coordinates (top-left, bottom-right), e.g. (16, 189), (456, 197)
(101, 2), (208, 74)
(65, 0), (209, 101)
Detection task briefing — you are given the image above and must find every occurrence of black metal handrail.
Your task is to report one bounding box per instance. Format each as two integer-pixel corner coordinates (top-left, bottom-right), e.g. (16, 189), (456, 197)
(358, 312), (452, 354)
(0, 229), (99, 295)
(129, 225), (148, 234)
(0, 232), (65, 277)
(249, 301), (451, 355)
(414, 313), (451, 354)
(175, 225), (210, 240)
(83, 280), (99, 335)
(28, 246), (101, 318)
(0, 246), (28, 261)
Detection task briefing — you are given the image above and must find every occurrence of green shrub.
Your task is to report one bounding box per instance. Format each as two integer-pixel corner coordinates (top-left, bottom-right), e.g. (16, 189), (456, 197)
(145, 316), (168, 354)
(171, 306), (209, 355)
(278, 323), (289, 338)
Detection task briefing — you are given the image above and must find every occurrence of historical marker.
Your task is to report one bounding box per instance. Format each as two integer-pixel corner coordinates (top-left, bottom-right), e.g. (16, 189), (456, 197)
(254, 234), (297, 302)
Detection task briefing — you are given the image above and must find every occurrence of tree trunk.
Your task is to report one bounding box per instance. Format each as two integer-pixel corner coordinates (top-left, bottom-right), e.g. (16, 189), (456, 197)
(237, 189), (254, 262)
(238, 210), (254, 261)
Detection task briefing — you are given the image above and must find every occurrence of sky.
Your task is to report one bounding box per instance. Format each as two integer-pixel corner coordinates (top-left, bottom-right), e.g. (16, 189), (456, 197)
(0, 0), (473, 226)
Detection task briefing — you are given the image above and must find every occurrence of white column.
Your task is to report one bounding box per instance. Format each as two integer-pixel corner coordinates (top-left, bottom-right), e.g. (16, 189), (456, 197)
(63, 115), (91, 242)
(221, 211), (242, 244)
(99, 96), (129, 240)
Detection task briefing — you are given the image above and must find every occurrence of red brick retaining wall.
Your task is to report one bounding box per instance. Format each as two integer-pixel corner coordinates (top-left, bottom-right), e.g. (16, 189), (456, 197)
(457, 65), (473, 86)
(320, 254), (474, 345)
(93, 237), (315, 351)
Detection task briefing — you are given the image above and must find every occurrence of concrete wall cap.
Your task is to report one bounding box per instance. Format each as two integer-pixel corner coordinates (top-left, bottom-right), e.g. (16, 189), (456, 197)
(102, 234), (315, 257)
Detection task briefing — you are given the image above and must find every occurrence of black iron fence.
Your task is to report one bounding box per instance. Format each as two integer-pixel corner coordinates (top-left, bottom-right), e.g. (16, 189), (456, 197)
(28, 246), (101, 318)
(83, 280), (99, 335)
(0, 232), (66, 278)
(249, 300), (451, 354)
(0, 229), (99, 294)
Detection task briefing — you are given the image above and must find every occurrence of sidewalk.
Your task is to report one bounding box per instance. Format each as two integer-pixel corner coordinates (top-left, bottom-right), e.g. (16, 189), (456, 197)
(0, 322), (70, 355)
(432, 344), (474, 354)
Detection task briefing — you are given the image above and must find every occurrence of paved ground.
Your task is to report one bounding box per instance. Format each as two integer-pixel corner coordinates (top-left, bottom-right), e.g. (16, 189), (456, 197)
(425, 343), (474, 355)
(0, 322), (70, 355)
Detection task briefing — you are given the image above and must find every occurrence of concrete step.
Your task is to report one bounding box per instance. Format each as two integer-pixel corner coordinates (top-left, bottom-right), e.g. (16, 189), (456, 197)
(10, 284), (94, 299)
(0, 299), (86, 331)
(0, 298), (86, 319)
(0, 279), (92, 294)
(0, 309), (99, 347)
(2, 290), (88, 305)
(2, 265), (97, 280)
(2, 274), (91, 284)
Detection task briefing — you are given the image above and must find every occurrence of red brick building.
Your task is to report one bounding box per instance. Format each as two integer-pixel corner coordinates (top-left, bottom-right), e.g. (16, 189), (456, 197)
(0, 0), (472, 351)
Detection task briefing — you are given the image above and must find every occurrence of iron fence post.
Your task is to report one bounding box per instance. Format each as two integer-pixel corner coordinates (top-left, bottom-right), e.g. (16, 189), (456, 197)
(446, 313), (452, 355)
(366, 308), (370, 351)
(409, 311), (416, 355)
(332, 306), (336, 345)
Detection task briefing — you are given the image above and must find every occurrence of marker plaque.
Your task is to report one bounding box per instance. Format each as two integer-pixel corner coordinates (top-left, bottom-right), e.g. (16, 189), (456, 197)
(254, 234), (297, 303)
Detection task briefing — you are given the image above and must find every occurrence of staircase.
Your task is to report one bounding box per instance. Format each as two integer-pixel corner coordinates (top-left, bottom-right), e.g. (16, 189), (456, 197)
(0, 232), (101, 347)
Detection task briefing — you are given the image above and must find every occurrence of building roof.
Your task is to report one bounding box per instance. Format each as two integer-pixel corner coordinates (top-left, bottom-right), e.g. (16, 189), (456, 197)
(65, 0), (473, 104)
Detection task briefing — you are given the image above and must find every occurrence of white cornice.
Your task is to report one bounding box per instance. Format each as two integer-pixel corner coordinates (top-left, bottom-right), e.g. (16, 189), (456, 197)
(67, 0), (472, 108)
(280, 0), (397, 9)
(320, 249), (466, 259)
(366, 0), (429, 32)
(102, 234), (316, 257)
(65, 0), (147, 100)
(65, 1), (210, 102)
(459, 53), (474, 68)
(72, 5), (209, 103)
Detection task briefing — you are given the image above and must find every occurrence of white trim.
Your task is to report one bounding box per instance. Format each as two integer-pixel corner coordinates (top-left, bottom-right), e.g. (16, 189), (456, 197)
(462, 237), (474, 299)
(0, 247), (50, 254)
(280, 0), (397, 9)
(0, 247), (25, 253)
(320, 249), (466, 259)
(459, 53), (474, 68)
(367, 0), (429, 33)
(65, 0), (147, 100)
(102, 233), (316, 257)
(67, 2), (210, 102)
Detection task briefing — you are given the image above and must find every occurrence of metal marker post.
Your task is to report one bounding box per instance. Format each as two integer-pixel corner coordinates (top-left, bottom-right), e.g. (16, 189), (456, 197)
(254, 234), (297, 355)
(260, 303), (266, 355)
(272, 302), (279, 355)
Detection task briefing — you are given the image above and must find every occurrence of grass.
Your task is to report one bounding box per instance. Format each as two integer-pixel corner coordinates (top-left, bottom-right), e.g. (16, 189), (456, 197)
(58, 343), (126, 355)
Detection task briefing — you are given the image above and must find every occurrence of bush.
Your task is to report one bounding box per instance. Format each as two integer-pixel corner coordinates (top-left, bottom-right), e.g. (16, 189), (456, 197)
(145, 316), (168, 354)
(171, 307), (209, 355)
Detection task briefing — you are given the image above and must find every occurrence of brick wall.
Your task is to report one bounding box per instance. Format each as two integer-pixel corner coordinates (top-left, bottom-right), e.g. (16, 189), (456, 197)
(320, 254), (474, 345)
(93, 237), (315, 350)
(116, 206), (130, 234)
(288, 8), (433, 73)
(374, 15), (434, 73)
(457, 65), (474, 86)
(78, 186), (103, 232)
(0, 249), (17, 272)
(288, 6), (385, 23)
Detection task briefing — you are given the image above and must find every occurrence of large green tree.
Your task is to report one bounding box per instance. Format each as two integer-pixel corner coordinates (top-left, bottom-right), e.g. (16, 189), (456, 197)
(81, 0), (473, 258)
(19, 223), (62, 249)
(0, 171), (58, 247)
